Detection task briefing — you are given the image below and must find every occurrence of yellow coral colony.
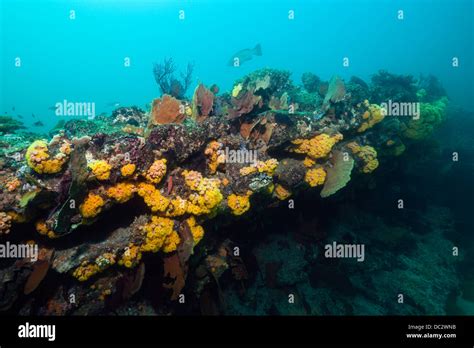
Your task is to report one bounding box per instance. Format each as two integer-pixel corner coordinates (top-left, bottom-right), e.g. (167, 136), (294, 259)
(232, 83), (243, 97)
(182, 170), (223, 215)
(205, 141), (225, 174)
(88, 160), (112, 180)
(80, 193), (105, 218)
(73, 253), (116, 281)
(145, 159), (167, 184)
(291, 133), (343, 162)
(106, 182), (136, 203)
(118, 243), (142, 268)
(26, 140), (70, 174)
(35, 220), (58, 239)
(305, 167), (327, 187)
(186, 216), (205, 245)
(137, 183), (170, 213)
(227, 192), (251, 216)
(239, 159), (279, 176)
(358, 103), (385, 132)
(347, 142), (379, 173)
(120, 163), (136, 177)
(274, 184), (291, 200)
(141, 216), (179, 253)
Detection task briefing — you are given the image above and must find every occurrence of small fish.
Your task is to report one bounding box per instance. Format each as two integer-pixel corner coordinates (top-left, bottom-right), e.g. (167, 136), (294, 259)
(32, 113), (36, 118)
(33, 121), (44, 127)
(107, 102), (121, 107)
(12, 106), (15, 111)
(228, 44), (262, 66)
(48, 106), (57, 111)
(17, 115), (23, 119)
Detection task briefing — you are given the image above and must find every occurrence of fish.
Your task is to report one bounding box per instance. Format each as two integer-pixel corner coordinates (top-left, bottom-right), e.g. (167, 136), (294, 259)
(48, 106), (57, 111)
(33, 121), (44, 127)
(32, 113), (36, 118)
(227, 44), (262, 66)
(12, 106), (15, 111)
(17, 115), (23, 119)
(107, 102), (121, 107)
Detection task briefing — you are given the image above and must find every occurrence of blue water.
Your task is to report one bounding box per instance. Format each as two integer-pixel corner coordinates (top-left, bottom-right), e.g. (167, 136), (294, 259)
(1, 0), (472, 130)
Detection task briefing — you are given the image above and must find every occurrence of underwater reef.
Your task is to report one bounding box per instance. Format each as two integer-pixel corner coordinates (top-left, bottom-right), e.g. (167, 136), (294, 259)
(0, 68), (458, 315)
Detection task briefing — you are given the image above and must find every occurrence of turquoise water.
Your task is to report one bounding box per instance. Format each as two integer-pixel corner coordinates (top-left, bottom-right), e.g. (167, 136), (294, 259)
(1, 0), (472, 131)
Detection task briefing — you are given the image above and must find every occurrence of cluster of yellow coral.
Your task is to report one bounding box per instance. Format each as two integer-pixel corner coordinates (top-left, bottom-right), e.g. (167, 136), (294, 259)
(118, 243), (142, 268)
(305, 167), (327, 187)
(205, 141), (226, 174)
(186, 216), (205, 245)
(80, 192), (105, 218)
(232, 83), (243, 98)
(347, 142), (379, 173)
(5, 178), (21, 192)
(145, 159), (167, 184)
(182, 170), (223, 215)
(26, 140), (70, 174)
(137, 183), (170, 213)
(35, 220), (58, 239)
(120, 163), (136, 177)
(88, 160), (112, 180)
(239, 159), (279, 176)
(0, 212), (12, 235)
(274, 184), (291, 200)
(227, 192), (251, 216)
(401, 97), (448, 140)
(141, 216), (180, 253)
(73, 253), (116, 282)
(164, 196), (188, 217)
(106, 182), (136, 203)
(292, 133), (343, 160)
(358, 103), (385, 133)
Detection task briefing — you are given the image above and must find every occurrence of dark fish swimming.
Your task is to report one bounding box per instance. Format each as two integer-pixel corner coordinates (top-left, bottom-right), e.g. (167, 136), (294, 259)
(228, 44), (262, 66)
(33, 120), (44, 127)
(48, 106), (57, 111)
